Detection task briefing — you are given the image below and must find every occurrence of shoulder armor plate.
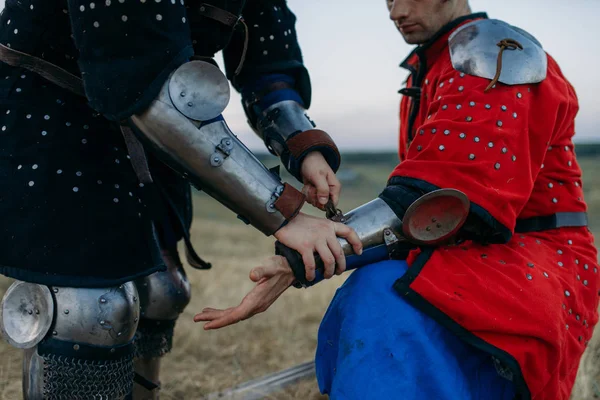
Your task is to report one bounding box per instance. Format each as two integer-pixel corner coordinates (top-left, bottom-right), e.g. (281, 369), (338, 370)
(449, 19), (547, 85)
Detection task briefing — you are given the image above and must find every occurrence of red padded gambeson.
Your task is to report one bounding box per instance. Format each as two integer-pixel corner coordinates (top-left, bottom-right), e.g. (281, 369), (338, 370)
(391, 16), (598, 400)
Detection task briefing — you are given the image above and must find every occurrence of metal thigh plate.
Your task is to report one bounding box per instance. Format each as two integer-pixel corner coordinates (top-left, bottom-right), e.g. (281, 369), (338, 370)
(449, 19), (547, 85)
(168, 60), (231, 121)
(136, 255), (191, 321)
(0, 281), (54, 349)
(51, 282), (140, 346)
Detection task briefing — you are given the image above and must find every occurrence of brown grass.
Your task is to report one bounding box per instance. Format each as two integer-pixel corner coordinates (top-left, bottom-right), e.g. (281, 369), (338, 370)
(1, 155), (599, 399)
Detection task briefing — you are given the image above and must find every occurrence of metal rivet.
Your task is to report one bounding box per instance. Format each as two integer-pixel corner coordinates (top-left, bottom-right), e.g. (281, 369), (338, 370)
(501, 105), (507, 111)
(576, 259), (580, 265)
(548, 183), (554, 189)
(513, 112), (517, 119)
(64, 309), (69, 314)
(469, 154), (475, 160)
(474, 137), (480, 143)
(526, 274), (532, 280)
(552, 198), (558, 204)
(431, 128), (437, 134)
(134, 318), (138, 323)
(502, 147), (507, 154)
(426, 226), (431, 231)
(456, 104), (462, 110)
(584, 280), (588, 286)
(566, 324), (569, 330)
(466, 116), (473, 122)
(100, 320), (105, 325)
(180, 92), (186, 97)
(442, 105), (448, 110)
(419, 129), (424, 135)
(73, 344), (80, 351)
(35, 309), (39, 314)
(52, 331), (57, 336)
(488, 142), (494, 148)
(458, 86), (464, 91)
(53, 288), (59, 293)
(485, 104), (491, 109)
(543, 272), (549, 278)
(459, 133), (466, 139)
(28, 310), (33, 315)
(558, 262), (564, 267)
(511, 155), (516, 162)
(558, 250), (563, 255)
(577, 315), (581, 321)
(519, 242), (525, 247)
(567, 240), (573, 245)
(417, 145), (422, 151)
(565, 290), (571, 297)
(528, 263), (534, 268)
(469, 101), (475, 107)
(133, 297), (137, 302)
(577, 275), (581, 281)
(444, 130), (450, 135)
(117, 332), (122, 337)
(439, 145), (445, 151)
(187, 102), (193, 107)
(517, 92), (522, 98)
(110, 348), (116, 353)
(495, 163), (501, 170)
(481, 254), (488, 258)
(497, 121), (503, 127)
(585, 264), (589, 270)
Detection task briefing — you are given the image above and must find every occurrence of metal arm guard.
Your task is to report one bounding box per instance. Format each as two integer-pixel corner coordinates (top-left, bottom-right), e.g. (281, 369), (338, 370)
(129, 61), (305, 236)
(243, 91), (341, 181)
(276, 189), (471, 288)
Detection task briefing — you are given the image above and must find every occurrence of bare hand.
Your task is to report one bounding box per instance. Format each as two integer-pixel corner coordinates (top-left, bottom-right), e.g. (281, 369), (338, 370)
(193, 256), (295, 330)
(274, 213), (362, 281)
(300, 151), (341, 210)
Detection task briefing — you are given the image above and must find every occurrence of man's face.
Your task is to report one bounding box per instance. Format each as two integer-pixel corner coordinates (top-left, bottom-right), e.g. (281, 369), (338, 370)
(386, 0), (461, 44)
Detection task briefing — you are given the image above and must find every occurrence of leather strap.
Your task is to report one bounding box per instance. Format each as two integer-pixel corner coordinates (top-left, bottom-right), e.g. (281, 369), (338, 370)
(197, 3), (240, 27)
(0, 43), (85, 97)
(515, 212), (588, 233)
(287, 129), (340, 161)
(274, 183), (305, 220)
(120, 125), (154, 185)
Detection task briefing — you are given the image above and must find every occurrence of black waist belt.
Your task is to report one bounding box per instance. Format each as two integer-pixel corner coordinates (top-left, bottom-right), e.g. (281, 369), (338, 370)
(515, 212), (588, 233)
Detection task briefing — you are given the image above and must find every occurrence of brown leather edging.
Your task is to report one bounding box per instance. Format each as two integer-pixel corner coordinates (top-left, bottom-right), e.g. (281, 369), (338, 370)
(274, 183), (305, 220)
(286, 129), (340, 161)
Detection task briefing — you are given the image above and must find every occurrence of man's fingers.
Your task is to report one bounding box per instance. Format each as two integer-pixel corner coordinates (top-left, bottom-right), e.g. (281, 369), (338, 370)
(203, 306), (253, 330)
(315, 242), (335, 279)
(193, 308), (232, 322)
(327, 173), (341, 206)
(313, 174), (330, 205)
(334, 223), (363, 255)
(300, 250), (317, 282)
(327, 237), (346, 275)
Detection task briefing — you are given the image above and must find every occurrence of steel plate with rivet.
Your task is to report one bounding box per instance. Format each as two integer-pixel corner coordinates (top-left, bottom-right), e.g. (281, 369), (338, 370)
(168, 60), (230, 121)
(0, 281), (54, 348)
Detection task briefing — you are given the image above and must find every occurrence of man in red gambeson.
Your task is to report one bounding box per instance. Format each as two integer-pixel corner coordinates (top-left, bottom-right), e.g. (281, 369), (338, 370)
(196, 1), (598, 399)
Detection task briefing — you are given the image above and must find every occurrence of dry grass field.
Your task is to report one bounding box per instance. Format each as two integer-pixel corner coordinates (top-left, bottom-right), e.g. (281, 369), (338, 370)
(0, 153), (599, 399)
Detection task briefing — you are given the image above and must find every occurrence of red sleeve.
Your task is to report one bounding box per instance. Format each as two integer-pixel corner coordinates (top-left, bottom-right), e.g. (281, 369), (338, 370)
(391, 64), (560, 233)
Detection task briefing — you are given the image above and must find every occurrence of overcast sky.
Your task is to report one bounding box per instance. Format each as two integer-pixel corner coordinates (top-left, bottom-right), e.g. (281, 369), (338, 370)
(1, 0), (598, 151)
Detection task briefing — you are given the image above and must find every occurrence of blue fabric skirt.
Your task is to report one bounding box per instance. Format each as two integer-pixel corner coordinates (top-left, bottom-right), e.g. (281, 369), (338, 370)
(316, 260), (516, 400)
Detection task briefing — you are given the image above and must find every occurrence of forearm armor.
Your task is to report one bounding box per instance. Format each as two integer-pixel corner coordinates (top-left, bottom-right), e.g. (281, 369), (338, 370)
(128, 60), (305, 236)
(276, 189), (470, 287)
(243, 82), (341, 181)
